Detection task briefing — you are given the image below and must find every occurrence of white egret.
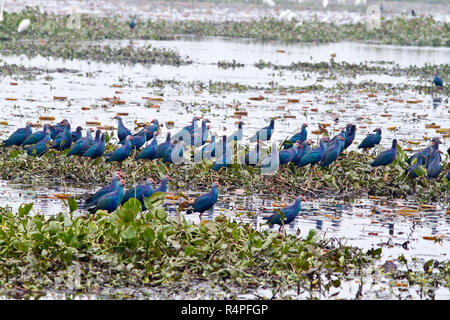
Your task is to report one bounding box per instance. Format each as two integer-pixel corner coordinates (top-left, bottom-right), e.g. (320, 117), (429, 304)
(17, 19), (31, 33)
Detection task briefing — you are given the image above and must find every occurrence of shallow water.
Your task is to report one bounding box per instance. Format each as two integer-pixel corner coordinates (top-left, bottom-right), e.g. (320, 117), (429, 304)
(1, 39), (449, 149)
(0, 30), (448, 299)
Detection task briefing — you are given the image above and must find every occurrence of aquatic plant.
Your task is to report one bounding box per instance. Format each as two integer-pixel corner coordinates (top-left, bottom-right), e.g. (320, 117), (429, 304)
(0, 143), (447, 202)
(0, 7), (448, 47)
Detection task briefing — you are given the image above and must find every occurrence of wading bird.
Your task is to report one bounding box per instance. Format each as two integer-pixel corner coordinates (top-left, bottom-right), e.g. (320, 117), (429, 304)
(358, 128), (382, 153)
(263, 196), (306, 232)
(186, 182), (220, 218)
(370, 139), (398, 176)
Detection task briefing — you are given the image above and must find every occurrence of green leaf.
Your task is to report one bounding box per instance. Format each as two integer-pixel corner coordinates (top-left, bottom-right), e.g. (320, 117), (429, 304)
(121, 225), (137, 240)
(184, 246), (195, 256)
(142, 226), (155, 243)
(143, 192), (166, 210)
(67, 198), (78, 213)
(122, 198), (142, 216)
(156, 208), (168, 222)
(18, 203), (33, 217)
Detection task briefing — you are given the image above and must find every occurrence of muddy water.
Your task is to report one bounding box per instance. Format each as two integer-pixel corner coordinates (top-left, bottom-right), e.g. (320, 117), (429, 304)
(0, 36), (448, 299)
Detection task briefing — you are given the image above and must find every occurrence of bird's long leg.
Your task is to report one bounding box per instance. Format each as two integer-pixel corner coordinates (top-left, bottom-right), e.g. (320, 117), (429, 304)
(374, 167), (378, 177)
(312, 165), (322, 178)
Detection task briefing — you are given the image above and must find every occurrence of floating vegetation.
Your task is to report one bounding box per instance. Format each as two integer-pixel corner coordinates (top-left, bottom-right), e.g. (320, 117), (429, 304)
(0, 8), (448, 47)
(0, 144), (448, 203)
(0, 40), (191, 66)
(0, 196), (447, 299)
(0, 61), (79, 80)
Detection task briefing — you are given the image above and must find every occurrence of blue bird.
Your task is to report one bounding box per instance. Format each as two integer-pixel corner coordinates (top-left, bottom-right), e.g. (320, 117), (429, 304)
(162, 140), (186, 164)
(105, 135), (133, 163)
(319, 136), (345, 168)
(88, 178), (125, 214)
(129, 18), (136, 30)
(71, 126), (83, 143)
(249, 119), (275, 142)
(67, 129), (93, 157)
(263, 195), (306, 232)
(358, 128), (382, 152)
(91, 129), (101, 144)
(84, 172), (124, 207)
(83, 132), (106, 159)
(408, 137), (441, 166)
(296, 137), (330, 168)
(173, 117), (201, 141)
(344, 124), (356, 150)
(405, 153), (426, 179)
(241, 139), (261, 166)
(212, 136), (232, 171)
(3, 123), (32, 147)
(154, 133), (173, 159)
(283, 123), (307, 149)
(227, 121), (244, 144)
(197, 135), (216, 161)
(192, 119), (211, 147)
(24, 129), (51, 156)
(22, 124), (50, 147)
(330, 128), (347, 154)
(130, 130), (148, 149)
(292, 140), (312, 166)
(135, 131), (159, 160)
(49, 126), (72, 151)
(49, 119), (70, 139)
(426, 147), (442, 180)
(433, 72), (443, 88)
(370, 139), (398, 175)
(121, 178), (155, 209)
(425, 138), (442, 168)
(154, 176), (170, 193)
(137, 119), (159, 141)
(186, 182), (220, 218)
(115, 116), (132, 143)
(279, 141), (300, 166)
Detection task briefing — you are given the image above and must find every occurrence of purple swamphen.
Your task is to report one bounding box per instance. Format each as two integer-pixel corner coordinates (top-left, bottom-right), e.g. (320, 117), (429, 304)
(88, 177), (125, 215)
(105, 135), (133, 163)
(135, 131), (159, 160)
(186, 182), (220, 218)
(344, 124), (356, 150)
(370, 139), (398, 176)
(296, 137), (330, 168)
(358, 128), (382, 153)
(121, 178), (155, 209)
(250, 119), (275, 142)
(283, 123), (307, 149)
(22, 124), (50, 147)
(83, 132), (105, 159)
(319, 136), (344, 168)
(227, 121), (244, 143)
(115, 116), (132, 143)
(263, 195), (306, 232)
(3, 122), (32, 147)
(83, 171), (125, 208)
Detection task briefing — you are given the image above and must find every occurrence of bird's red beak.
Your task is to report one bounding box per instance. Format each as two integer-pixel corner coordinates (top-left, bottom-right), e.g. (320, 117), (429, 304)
(299, 195), (306, 201)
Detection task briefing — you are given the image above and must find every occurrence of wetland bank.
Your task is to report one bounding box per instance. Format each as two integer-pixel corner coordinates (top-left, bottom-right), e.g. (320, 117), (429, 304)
(0, 1), (449, 300)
